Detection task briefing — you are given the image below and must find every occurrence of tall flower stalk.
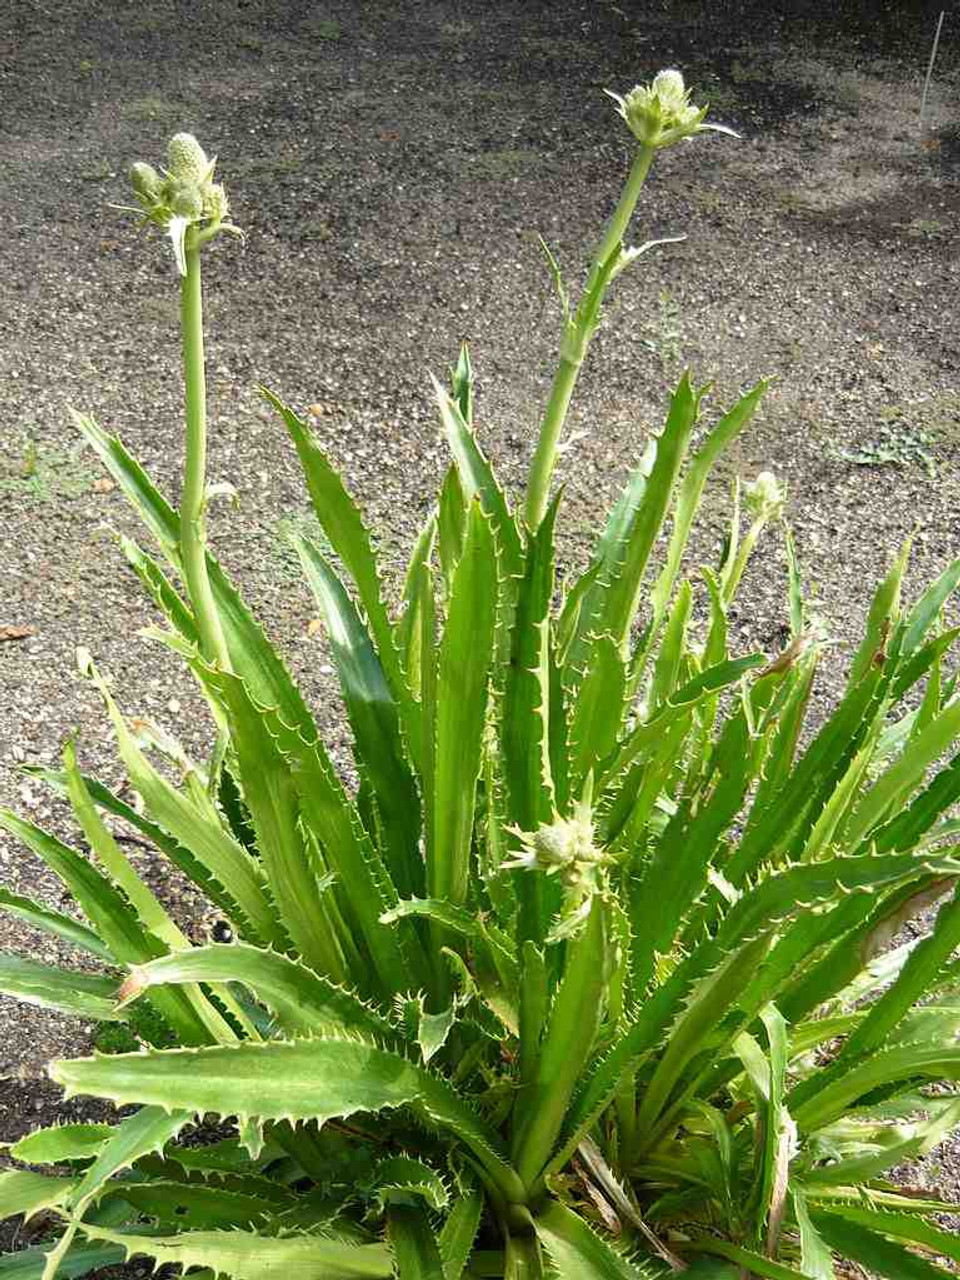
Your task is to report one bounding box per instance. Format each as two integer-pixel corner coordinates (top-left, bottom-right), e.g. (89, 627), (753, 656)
(524, 69), (736, 531)
(128, 133), (242, 670)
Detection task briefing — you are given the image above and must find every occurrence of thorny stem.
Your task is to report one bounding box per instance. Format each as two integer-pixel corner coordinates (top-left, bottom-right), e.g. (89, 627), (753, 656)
(524, 144), (656, 532)
(179, 226), (231, 672)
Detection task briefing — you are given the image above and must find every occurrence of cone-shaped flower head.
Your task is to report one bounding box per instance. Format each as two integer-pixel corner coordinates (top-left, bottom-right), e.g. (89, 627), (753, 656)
(607, 68), (737, 149)
(503, 790), (612, 942)
(124, 131), (239, 275)
(745, 470), (786, 522)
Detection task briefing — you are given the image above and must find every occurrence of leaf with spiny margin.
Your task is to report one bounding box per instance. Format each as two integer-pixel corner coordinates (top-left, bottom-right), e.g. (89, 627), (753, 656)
(0, 1171), (76, 1222)
(438, 464), (466, 598)
(431, 503), (497, 910)
(397, 518), (436, 700)
(87, 669), (285, 957)
(502, 489), (559, 832)
(119, 943), (400, 1044)
(105, 1178), (293, 1230)
(902, 554), (960, 655)
(244, 693), (423, 999)
(0, 887), (110, 961)
(601, 653), (766, 787)
(24, 766), (252, 942)
(77, 1224), (394, 1280)
(644, 381), (768, 661)
(843, 697), (960, 851)
(647, 580), (692, 714)
(389, 1203), (446, 1280)
(595, 373), (706, 654)
(438, 1182), (483, 1279)
(52, 1039), (525, 1204)
(811, 1210), (955, 1279)
(820, 882), (960, 1075)
(791, 1042), (960, 1133)
(72, 412), (322, 748)
(40, 1107), (191, 1280)
(374, 1157), (449, 1211)
(116, 533), (198, 646)
(430, 377), (523, 584)
(554, 846), (960, 1177)
(847, 540), (910, 691)
(802, 1098), (960, 1186)
(817, 1206), (960, 1265)
(297, 536), (423, 901)
(184, 660), (355, 983)
(6, 1125), (113, 1166)
(569, 635), (626, 794)
(534, 1200), (664, 1279)
(891, 628), (960, 703)
(0, 812), (209, 1047)
(789, 1190), (835, 1280)
(0, 955), (124, 1023)
(684, 1240), (812, 1280)
(728, 658), (889, 885)
(0, 1242), (126, 1280)
(261, 387), (420, 764)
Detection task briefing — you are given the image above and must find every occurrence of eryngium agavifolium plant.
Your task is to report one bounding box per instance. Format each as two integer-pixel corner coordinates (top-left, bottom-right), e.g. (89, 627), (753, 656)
(3, 72), (960, 1280)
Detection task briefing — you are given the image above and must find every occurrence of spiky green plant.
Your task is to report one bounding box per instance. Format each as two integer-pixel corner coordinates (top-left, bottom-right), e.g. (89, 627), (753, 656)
(3, 71), (960, 1280)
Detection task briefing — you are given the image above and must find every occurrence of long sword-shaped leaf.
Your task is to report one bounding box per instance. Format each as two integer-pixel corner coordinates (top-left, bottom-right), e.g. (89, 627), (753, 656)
(431, 503), (497, 909)
(811, 1211), (955, 1279)
(52, 1038), (525, 1203)
(297, 536), (423, 900)
(813, 1205), (960, 1265)
(533, 1201), (665, 1279)
(0, 886), (109, 961)
(262, 387), (420, 760)
(120, 943), (399, 1043)
(0, 1242), (125, 1280)
(389, 1203), (446, 1280)
(0, 812), (209, 1046)
(77, 1225), (393, 1280)
(0, 955), (123, 1023)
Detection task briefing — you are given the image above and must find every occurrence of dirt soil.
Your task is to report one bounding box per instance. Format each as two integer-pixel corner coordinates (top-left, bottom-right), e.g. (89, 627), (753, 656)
(2, 0), (960, 1258)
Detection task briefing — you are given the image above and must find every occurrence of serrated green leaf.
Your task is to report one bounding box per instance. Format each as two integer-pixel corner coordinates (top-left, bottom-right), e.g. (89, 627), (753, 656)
(78, 1224), (394, 1280)
(847, 538), (909, 688)
(902, 555), (960, 655)
(815, 1204), (960, 1265)
(262, 387), (419, 763)
(438, 464), (466, 597)
(51, 1039), (525, 1204)
(431, 378), (523, 582)
(569, 635), (626, 793)
(0, 1170), (75, 1222)
(0, 811), (208, 1047)
(7, 1124), (113, 1167)
(791, 1189), (834, 1280)
(431, 503), (497, 910)
(297, 535), (423, 901)
(439, 1184), (483, 1280)
(119, 943), (399, 1043)
(0, 1242), (125, 1280)
(686, 1239), (812, 1280)
(0, 955), (123, 1023)
(534, 1200), (660, 1279)
(0, 887), (109, 961)
(389, 1203), (447, 1280)
(812, 1210), (954, 1279)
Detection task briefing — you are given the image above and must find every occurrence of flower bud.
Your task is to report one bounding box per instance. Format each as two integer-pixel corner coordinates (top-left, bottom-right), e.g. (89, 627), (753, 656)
(745, 470), (785, 522)
(201, 181), (229, 223)
(607, 68), (711, 149)
(167, 132), (210, 184)
(165, 179), (205, 221)
(130, 161), (162, 205)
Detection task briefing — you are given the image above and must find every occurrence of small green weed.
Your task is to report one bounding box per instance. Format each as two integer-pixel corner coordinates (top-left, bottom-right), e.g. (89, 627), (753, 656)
(641, 287), (685, 367)
(124, 94), (185, 124)
(0, 438), (98, 501)
(838, 409), (936, 476)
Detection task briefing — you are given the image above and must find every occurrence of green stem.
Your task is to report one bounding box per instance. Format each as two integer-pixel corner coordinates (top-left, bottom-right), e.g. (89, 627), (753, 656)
(179, 227), (231, 671)
(524, 144), (656, 532)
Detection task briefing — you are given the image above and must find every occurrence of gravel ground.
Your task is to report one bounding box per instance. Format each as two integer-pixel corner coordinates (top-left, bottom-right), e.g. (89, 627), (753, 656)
(2, 0), (960, 1253)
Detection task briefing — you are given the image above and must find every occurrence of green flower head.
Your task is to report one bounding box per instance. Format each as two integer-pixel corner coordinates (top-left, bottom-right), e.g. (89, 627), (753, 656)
(607, 68), (737, 150)
(124, 131), (241, 275)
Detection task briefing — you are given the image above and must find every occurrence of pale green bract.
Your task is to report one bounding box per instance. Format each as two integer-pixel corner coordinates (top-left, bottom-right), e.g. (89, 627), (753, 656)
(2, 70), (960, 1280)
